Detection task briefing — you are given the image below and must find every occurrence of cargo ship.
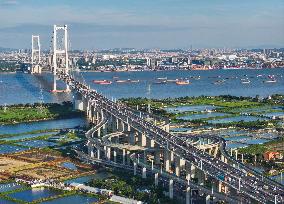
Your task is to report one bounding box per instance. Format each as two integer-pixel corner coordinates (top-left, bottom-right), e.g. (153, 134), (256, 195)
(93, 80), (112, 85)
(176, 80), (190, 85)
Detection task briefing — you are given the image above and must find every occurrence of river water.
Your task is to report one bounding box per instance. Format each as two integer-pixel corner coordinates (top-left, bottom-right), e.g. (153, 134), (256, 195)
(0, 68), (283, 105)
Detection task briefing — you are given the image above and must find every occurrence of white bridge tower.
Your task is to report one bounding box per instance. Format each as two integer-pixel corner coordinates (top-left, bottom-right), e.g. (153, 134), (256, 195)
(31, 35), (41, 74)
(52, 24), (70, 92)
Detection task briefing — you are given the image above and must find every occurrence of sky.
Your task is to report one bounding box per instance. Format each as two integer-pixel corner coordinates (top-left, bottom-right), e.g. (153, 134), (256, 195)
(0, 0), (283, 49)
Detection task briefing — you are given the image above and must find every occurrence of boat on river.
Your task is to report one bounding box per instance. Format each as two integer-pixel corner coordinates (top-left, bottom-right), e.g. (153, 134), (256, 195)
(241, 78), (251, 84)
(176, 80), (190, 85)
(93, 80), (112, 85)
(263, 79), (277, 83)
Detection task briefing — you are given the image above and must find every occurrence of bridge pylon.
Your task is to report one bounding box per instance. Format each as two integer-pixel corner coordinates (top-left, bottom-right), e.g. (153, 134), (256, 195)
(51, 24), (70, 93)
(31, 35), (41, 74)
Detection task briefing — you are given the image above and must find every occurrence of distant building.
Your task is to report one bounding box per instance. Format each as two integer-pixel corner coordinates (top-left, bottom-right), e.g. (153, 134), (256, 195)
(263, 151), (282, 161)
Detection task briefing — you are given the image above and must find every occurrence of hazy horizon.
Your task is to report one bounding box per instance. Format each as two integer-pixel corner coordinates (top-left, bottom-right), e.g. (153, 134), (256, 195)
(0, 0), (283, 49)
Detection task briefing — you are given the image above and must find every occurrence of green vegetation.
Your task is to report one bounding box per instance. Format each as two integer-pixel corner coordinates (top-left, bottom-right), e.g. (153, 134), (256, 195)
(239, 137), (284, 155)
(120, 95), (283, 129)
(88, 170), (177, 204)
(0, 102), (84, 125)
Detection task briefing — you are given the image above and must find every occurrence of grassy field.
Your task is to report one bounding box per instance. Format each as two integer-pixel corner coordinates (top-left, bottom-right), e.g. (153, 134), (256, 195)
(0, 102), (83, 125)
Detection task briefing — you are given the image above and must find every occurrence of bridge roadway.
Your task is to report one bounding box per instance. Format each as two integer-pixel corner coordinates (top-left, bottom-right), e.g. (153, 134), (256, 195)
(58, 72), (284, 203)
(184, 134), (284, 190)
(78, 120), (239, 203)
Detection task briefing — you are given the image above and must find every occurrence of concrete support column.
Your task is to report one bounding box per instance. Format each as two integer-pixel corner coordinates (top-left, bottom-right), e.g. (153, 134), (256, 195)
(138, 133), (147, 147)
(146, 138), (155, 148)
(129, 131), (136, 145)
(88, 144), (92, 157)
(206, 195), (211, 204)
(143, 150), (147, 164)
(213, 146), (218, 158)
(235, 150), (238, 160)
(241, 154), (244, 163)
(169, 179), (173, 199)
(111, 115), (117, 132)
(170, 151), (174, 163)
(90, 148), (94, 158)
(164, 124), (170, 132)
(113, 149), (117, 163)
(102, 124), (107, 136)
(127, 151), (130, 165)
(155, 173), (159, 186)
(154, 150), (161, 165)
(97, 127), (101, 137)
(164, 149), (170, 172)
(97, 147), (101, 160)
(107, 147), (111, 160)
(175, 157), (181, 177)
(180, 158), (186, 170)
(133, 162), (137, 176)
(122, 149), (126, 165)
(186, 187), (191, 204)
(142, 167), (147, 179)
(191, 163), (196, 178)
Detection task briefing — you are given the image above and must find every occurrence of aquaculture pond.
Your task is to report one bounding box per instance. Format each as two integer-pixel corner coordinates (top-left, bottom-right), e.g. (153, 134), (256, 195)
(0, 131), (59, 142)
(0, 118), (86, 135)
(270, 174), (284, 185)
(170, 127), (192, 132)
(261, 112), (284, 118)
(8, 188), (62, 202)
(208, 116), (267, 124)
(245, 138), (269, 145)
(226, 143), (248, 149)
(0, 183), (23, 193)
(177, 112), (228, 120)
(60, 162), (77, 170)
(0, 198), (17, 204)
(229, 106), (284, 114)
(0, 145), (27, 154)
(224, 136), (250, 141)
(64, 172), (113, 185)
(40, 194), (99, 204)
(165, 105), (219, 113)
(17, 140), (57, 148)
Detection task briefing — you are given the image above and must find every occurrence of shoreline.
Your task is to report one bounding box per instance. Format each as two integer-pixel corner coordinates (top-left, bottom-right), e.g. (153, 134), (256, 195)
(0, 66), (284, 74)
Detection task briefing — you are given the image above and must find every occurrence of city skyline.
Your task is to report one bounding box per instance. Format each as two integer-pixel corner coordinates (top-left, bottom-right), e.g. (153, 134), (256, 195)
(0, 0), (283, 49)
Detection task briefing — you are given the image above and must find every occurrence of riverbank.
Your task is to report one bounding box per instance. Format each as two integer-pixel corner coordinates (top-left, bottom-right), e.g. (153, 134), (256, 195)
(0, 102), (84, 125)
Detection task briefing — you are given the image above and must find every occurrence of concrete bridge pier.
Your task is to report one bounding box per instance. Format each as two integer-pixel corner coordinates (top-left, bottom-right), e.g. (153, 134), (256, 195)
(87, 143), (93, 157)
(154, 150), (161, 165)
(106, 146), (111, 161)
(122, 149), (126, 165)
(113, 148), (117, 163)
(97, 147), (101, 160)
(142, 167), (147, 179)
(138, 133), (147, 147)
(163, 149), (171, 172)
(73, 92), (84, 111)
(133, 162), (137, 176)
(186, 187), (191, 204)
(196, 169), (205, 185)
(169, 179), (174, 199)
(205, 195), (211, 204)
(129, 130), (136, 145)
(175, 157), (181, 177)
(155, 173), (159, 186)
(146, 137), (155, 148)
(127, 151), (131, 165)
